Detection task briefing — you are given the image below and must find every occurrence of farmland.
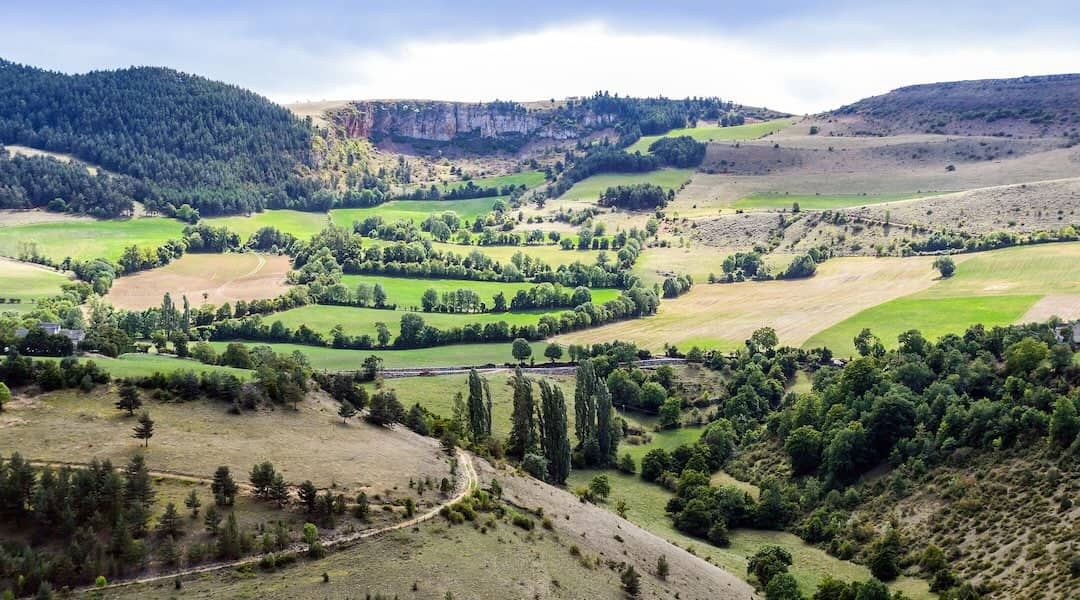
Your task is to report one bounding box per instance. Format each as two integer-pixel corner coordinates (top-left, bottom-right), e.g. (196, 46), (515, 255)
(206, 340), (548, 370)
(203, 209), (330, 241)
(262, 303), (568, 340)
(106, 252), (292, 309)
(331, 197), (503, 227)
(339, 273), (620, 309)
(560, 168), (693, 201)
(0, 258), (70, 312)
(0, 217), (186, 262)
(38, 352), (255, 379)
(625, 119), (793, 154)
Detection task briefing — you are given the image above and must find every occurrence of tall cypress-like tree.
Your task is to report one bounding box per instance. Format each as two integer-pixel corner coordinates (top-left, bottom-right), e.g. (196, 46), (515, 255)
(574, 360), (598, 450)
(596, 379), (617, 464)
(538, 380), (571, 485)
(507, 367), (536, 458)
(466, 369), (492, 442)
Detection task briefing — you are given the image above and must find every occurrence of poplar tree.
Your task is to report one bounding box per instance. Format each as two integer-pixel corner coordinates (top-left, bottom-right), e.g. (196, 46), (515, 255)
(537, 380), (571, 485)
(507, 366), (536, 459)
(466, 369), (492, 441)
(574, 360), (598, 449)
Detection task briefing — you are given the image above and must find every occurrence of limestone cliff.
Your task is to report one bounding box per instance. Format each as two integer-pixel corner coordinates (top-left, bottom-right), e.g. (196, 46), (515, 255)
(330, 100), (615, 146)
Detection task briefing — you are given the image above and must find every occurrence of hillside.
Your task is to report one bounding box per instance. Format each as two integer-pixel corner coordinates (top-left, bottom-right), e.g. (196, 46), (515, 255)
(0, 59), (316, 216)
(829, 74), (1080, 137)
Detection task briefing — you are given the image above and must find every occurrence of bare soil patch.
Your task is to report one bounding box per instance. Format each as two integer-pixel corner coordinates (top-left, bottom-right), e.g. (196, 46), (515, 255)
(107, 252), (292, 309)
(1020, 294), (1080, 322)
(0, 208), (96, 227)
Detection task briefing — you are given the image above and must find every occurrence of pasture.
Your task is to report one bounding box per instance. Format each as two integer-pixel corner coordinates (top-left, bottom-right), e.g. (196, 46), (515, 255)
(39, 353), (254, 379)
(205, 340), (548, 370)
(0, 217), (186, 262)
(806, 242), (1080, 354)
(428, 240), (605, 267)
(560, 255), (942, 351)
(203, 209), (330, 241)
(339, 274), (619, 310)
(561, 168), (693, 201)
(331, 197), (503, 228)
(731, 191), (945, 211)
(1, 387), (449, 495)
(263, 303), (568, 340)
(106, 252), (292, 309)
(625, 119), (793, 154)
(0, 258), (71, 312)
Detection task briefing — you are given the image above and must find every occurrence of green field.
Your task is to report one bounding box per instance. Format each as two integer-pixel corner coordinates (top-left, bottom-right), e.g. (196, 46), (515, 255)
(331, 197), (503, 228)
(205, 340), (548, 370)
(339, 274), (619, 310)
(732, 192), (945, 211)
(562, 168), (694, 201)
(626, 119), (793, 154)
(804, 295), (1040, 354)
(805, 243), (1080, 355)
(403, 170), (546, 193)
(564, 470), (930, 598)
(264, 304), (567, 341)
(0, 218), (186, 262)
(0, 260), (71, 313)
(204, 209), (330, 241)
(428, 240), (604, 267)
(40, 352), (253, 379)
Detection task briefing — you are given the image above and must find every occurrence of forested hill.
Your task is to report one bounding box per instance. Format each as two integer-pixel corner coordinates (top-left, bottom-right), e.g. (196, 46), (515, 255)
(0, 59), (317, 216)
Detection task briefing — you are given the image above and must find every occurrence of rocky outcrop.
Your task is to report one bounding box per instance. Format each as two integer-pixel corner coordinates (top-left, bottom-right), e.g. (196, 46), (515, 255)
(332, 100), (615, 144)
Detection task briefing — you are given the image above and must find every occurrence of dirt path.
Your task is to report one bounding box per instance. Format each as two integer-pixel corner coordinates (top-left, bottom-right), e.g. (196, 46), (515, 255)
(70, 450), (477, 594)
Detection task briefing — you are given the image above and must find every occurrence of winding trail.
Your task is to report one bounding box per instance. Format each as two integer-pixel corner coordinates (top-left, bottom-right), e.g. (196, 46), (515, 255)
(69, 450), (477, 594)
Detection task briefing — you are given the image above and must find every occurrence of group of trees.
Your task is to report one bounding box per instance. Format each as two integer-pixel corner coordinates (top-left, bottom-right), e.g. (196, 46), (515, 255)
(547, 146), (661, 199)
(397, 180), (526, 202)
(647, 136), (707, 167)
(0, 146), (137, 217)
(598, 183), (672, 210)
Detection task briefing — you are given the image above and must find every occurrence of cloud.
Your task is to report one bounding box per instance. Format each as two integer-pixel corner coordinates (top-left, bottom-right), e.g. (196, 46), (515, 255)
(265, 21), (1080, 113)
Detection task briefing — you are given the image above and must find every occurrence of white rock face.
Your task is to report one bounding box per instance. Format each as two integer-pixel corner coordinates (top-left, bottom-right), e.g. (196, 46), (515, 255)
(336, 101), (614, 142)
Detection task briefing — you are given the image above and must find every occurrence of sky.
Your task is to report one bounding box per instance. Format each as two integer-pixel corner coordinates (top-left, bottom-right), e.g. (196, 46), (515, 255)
(2, 1), (1079, 114)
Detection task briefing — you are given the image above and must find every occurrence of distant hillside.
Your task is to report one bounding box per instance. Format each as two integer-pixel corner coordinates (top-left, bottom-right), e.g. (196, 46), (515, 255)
(830, 74), (1080, 137)
(321, 94), (788, 153)
(0, 59), (318, 216)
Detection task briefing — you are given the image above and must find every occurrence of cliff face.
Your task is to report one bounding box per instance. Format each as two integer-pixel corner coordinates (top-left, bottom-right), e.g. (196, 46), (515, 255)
(333, 101), (615, 144)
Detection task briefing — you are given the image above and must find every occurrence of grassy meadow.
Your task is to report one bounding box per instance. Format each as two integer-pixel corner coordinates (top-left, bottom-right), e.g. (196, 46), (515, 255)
(339, 274), (619, 309)
(731, 191), (946, 211)
(331, 197), (503, 228)
(0, 259), (71, 312)
(39, 352), (254, 379)
(625, 119), (793, 154)
(561, 168), (693, 201)
(205, 340), (548, 370)
(806, 242), (1080, 355)
(203, 209), (330, 240)
(0, 218), (186, 262)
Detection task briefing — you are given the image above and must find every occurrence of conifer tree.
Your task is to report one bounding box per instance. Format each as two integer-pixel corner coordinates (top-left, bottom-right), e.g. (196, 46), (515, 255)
(338, 401), (357, 423)
(217, 512), (241, 559)
(211, 466), (238, 506)
(116, 382), (142, 416)
(157, 502), (182, 539)
(184, 489), (201, 518)
(203, 504), (222, 535)
(132, 411), (154, 447)
(507, 366), (536, 459)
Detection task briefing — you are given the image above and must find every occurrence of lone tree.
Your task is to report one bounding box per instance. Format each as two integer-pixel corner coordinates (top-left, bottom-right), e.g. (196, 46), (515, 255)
(132, 411), (155, 447)
(211, 466), (239, 506)
(338, 401), (357, 423)
(511, 338), (532, 363)
(466, 369), (492, 441)
(621, 564), (641, 597)
(116, 383), (142, 416)
(184, 489), (202, 517)
(544, 343), (563, 363)
(933, 256), (956, 278)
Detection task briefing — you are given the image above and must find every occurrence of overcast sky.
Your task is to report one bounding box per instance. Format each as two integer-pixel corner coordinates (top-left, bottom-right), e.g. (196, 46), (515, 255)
(3, 1), (1078, 114)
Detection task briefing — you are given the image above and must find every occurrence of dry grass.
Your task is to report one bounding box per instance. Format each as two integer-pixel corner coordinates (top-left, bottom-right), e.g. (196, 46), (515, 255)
(3, 144), (107, 176)
(558, 255), (945, 351)
(106, 253), (292, 310)
(2, 387), (449, 498)
(0, 208), (97, 227)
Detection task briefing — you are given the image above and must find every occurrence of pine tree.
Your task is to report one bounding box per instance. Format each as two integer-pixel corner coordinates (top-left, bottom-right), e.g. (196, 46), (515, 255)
(298, 480), (318, 512)
(537, 380), (571, 485)
(268, 473), (289, 503)
(157, 502), (182, 539)
(203, 504), (222, 535)
(338, 401), (357, 423)
(211, 466), (238, 506)
(507, 366), (536, 459)
(116, 383), (142, 416)
(132, 411), (154, 447)
(184, 489), (201, 517)
(621, 564), (641, 597)
(123, 454), (155, 508)
(466, 369), (492, 441)
(217, 512), (241, 559)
